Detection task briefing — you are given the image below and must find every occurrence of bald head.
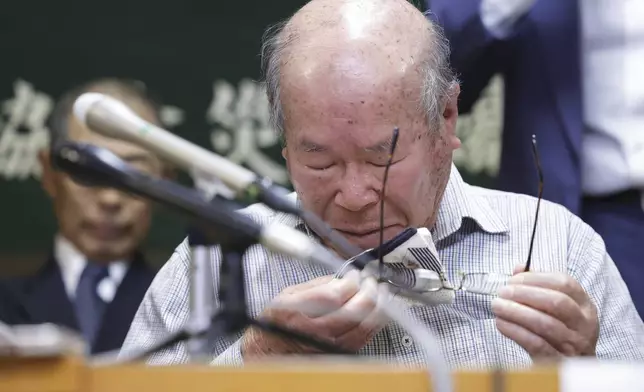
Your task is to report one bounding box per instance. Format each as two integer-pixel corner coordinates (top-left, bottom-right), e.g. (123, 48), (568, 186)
(268, 0), (461, 249)
(261, 0), (456, 138)
(286, 0), (428, 44)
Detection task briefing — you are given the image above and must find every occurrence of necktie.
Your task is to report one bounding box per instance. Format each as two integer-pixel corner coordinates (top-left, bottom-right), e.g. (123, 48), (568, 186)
(74, 264), (109, 346)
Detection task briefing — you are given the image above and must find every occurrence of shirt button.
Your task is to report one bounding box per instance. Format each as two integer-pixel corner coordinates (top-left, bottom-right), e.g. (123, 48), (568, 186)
(401, 335), (413, 348)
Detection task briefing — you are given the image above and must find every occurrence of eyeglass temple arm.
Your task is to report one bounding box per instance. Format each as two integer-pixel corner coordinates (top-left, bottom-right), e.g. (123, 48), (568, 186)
(525, 135), (543, 272)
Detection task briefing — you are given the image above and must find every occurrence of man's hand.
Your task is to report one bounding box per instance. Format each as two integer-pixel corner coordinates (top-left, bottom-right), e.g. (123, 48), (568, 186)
(241, 271), (390, 360)
(492, 265), (599, 358)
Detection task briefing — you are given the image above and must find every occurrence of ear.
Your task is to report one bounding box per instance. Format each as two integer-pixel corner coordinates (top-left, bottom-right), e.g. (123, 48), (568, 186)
(281, 147), (288, 161)
(38, 149), (57, 198)
(442, 82), (462, 150)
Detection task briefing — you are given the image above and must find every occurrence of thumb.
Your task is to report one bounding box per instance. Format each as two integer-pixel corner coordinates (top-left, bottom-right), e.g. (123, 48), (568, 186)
(513, 264), (526, 275)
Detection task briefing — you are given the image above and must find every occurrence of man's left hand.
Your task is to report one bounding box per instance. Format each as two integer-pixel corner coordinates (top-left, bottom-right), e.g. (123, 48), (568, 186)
(492, 265), (599, 358)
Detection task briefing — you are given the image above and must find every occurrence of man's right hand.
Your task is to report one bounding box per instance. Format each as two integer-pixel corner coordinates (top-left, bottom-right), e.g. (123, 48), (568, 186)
(241, 271), (390, 359)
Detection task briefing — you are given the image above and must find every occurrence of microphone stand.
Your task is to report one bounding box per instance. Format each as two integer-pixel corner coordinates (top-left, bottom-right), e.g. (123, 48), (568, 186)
(186, 231), (215, 362)
(52, 142), (351, 363)
(58, 141), (452, 392)
(111, 220), (351, 365)
(185, 194), (241, 362)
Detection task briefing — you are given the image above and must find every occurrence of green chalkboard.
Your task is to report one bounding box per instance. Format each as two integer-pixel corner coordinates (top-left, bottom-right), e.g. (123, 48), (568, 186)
(0, 0), (501, 274)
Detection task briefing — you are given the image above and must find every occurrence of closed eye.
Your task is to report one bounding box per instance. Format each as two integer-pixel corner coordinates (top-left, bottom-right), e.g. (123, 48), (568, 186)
(370, 157), (405, 168)
(306, 163), (334, 171)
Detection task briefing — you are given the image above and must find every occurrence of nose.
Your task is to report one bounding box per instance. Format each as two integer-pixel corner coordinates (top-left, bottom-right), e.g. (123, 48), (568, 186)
(334, 165), (380, 212)
(96, 188), (125, 212)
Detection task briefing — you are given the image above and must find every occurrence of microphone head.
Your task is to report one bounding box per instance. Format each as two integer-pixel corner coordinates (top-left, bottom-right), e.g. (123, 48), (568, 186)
(73, 93), (106, 126)
(52, 142), (132, 189)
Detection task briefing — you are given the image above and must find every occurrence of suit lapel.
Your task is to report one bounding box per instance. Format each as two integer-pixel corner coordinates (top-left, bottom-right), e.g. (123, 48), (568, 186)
(21, 255), (78, 331)
(92, 254), (156, 353)
(13, 252), (155, 354)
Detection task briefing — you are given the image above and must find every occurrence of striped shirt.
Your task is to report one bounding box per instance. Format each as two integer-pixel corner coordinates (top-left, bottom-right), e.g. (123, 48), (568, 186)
(120, 165), (644, 367)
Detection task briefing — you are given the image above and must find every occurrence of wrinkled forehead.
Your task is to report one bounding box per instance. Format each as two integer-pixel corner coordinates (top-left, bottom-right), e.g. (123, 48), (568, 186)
(280, 44), (427, 136)
(278, 0), (433, 142)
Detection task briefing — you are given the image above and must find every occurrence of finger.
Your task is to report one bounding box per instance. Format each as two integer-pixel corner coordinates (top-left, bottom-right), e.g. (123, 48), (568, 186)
(497, 285), (585, 330)
(315, 274), (378, 336)
(491, 297), (578, 354)
(360, 280), (393, 331)
(509, 272), (589, 306)
(340, 269), (362, 285)
(335, 279), (392, 351)
(278, 273), (360, 317)
(495, 318), (562, 358)
(513, 264), (526, 275)
(282, 275), (335, 295)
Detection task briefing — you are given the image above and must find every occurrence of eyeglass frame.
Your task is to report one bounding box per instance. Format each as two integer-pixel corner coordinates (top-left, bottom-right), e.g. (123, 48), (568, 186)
(369, 131), (544, 296)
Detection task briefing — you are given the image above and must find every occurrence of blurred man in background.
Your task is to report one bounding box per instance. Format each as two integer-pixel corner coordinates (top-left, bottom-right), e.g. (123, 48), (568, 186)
(0, 78), (165, 354)
(426, 0), (644, 315)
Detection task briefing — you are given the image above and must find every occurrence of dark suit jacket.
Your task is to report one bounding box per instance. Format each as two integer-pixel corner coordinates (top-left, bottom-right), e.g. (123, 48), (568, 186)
(0, 253), (156, 354)
(426, 0), (583, 214)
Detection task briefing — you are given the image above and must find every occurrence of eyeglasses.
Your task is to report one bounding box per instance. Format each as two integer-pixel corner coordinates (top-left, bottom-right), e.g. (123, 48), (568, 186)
(374, 131), (544, 296)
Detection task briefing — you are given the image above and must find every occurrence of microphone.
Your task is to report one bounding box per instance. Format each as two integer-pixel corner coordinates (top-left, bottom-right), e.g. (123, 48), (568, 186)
(72, 93), (296, 212)
(53, 141), (449, 306)
(60, 144), (454, 392)
(72, 93), (372, 268)
(53, 141), (322, 266)
(72, 94), (437, 288)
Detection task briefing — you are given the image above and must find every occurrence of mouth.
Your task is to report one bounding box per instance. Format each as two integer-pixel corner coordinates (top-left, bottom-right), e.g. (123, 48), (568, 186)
(84, 222), (129, 241)
(334, 226), (401, 250)
(336, 227), (386, 237)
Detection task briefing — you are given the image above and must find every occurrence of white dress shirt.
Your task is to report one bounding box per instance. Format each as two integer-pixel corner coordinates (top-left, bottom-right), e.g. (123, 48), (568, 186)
(54, 235), (129, 303)
(121, 165), (644, 366)
(481, 0), (644, 197)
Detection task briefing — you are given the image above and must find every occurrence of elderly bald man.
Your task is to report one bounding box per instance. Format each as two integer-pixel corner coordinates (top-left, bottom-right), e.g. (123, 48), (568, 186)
(121, 0), (644, 367)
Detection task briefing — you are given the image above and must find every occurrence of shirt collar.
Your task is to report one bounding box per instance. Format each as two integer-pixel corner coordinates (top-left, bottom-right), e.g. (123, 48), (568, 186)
(432, 164), (509, 242)
(277, 164), (510, 244)
(54, 235), (129, 300)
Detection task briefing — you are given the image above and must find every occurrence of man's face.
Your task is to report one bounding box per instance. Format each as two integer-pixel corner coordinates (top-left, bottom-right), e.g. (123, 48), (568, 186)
(40, 103), (163, 262)
(281, 54), (460, 250)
